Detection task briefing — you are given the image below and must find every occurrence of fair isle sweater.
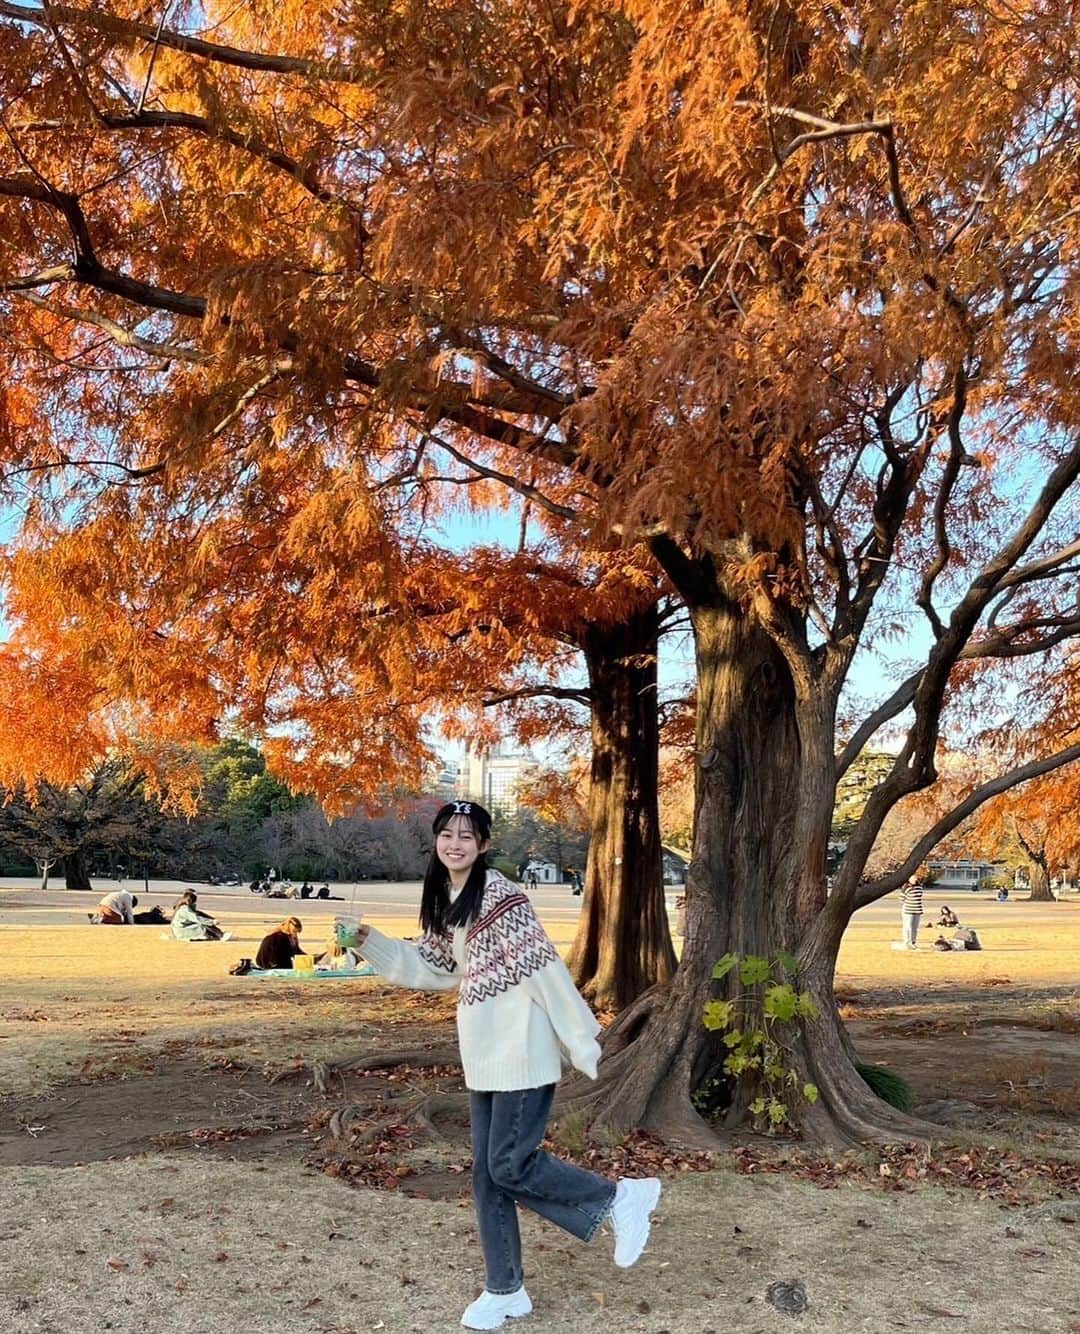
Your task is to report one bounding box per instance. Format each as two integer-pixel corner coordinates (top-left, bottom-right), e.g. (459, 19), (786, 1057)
(359, 869), (602, 1091)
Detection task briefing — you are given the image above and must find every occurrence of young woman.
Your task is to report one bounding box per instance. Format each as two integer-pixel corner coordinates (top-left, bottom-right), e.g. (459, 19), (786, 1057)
(170, 890), (229, 941)
(255, 916), (304, 969)
(314, 933), (360, 971)
(340, 800), (661, 1331)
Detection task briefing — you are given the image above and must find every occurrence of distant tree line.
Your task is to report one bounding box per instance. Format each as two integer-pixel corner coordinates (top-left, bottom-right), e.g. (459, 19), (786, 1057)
(0, 740), (593, 890)
(0, 741), (432, 887)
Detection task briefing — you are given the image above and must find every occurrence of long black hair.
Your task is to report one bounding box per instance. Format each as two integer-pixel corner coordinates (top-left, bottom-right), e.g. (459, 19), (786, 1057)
(420, 800), (493, 933)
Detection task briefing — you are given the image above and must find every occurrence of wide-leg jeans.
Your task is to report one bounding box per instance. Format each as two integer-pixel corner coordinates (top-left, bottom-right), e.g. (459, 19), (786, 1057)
(469, 1084), (617, 1294)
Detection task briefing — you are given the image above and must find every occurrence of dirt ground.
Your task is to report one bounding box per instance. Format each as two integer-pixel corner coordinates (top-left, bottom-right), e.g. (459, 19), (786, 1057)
(1, 888), (1079, 1333)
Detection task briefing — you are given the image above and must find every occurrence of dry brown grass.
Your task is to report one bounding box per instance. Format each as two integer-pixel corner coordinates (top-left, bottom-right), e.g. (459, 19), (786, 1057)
(5, 1155), (1080, 1334)
(0, 918), (459, 1096)
(2, 898), (1080, 1332)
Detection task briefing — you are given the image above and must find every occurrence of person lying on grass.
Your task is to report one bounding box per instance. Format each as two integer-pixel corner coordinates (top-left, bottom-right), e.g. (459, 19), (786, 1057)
(338, 800), (662, 1332)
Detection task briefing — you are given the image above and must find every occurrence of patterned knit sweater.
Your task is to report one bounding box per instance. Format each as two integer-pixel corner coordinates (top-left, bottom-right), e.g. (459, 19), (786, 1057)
(359, 869), (602, 1091)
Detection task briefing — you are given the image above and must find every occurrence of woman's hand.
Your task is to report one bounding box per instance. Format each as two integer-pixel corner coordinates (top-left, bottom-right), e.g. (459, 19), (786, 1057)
(334, 916), (368, 949)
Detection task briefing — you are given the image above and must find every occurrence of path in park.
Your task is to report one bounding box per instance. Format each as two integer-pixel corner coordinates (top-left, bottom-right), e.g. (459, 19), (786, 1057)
(2, 874), (1072, 932)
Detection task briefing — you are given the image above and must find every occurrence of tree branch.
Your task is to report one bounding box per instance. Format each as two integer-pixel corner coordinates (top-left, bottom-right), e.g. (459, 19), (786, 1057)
(0, 174), (206, 316)
(16, 291), (208, 362)
(854, 741), (1080, 908)
(0, 263), (76, 293)
(482, 685), (591, 707)
(837, 612), (1080, 780)
(417, 425), (580, 523)
(997, 537), (1080, 592)
(1, 174), (589, 471)
(900, 436), (1080, 785)
(0, 1), (371, 83)
(14, 110), (367, 224)
(915, 366), (973, 638)
(209, 362), (291, 439)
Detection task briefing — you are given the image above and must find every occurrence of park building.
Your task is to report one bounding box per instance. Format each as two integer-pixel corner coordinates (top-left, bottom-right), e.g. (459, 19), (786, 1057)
(662, 847), (689, 885)
(925, 858), (1003, 891)
(460, 743), (537, 816)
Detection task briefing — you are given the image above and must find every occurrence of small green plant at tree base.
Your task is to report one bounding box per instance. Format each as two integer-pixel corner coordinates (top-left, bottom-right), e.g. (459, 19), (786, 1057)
(698, 952), (820, 1133)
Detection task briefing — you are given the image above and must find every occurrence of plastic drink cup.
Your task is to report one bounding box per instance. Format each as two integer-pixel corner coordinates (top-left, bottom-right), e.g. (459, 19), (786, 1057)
(335, 914), (363, 948)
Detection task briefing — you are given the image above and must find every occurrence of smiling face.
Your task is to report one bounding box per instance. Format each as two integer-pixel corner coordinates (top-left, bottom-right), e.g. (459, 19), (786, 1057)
(436, 813), (489, 886)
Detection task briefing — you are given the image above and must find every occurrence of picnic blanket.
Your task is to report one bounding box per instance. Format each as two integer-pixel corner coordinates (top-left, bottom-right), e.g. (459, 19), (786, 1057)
(247, 965), (377, 979)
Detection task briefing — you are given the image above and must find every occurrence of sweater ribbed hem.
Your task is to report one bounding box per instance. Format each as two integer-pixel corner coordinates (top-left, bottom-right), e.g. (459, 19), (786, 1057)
(463, 1052), (564, 1092)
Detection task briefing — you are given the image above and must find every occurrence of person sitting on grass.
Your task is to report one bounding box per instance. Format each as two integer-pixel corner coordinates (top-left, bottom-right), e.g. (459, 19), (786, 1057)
(255, 916), (304, 969)
(170, 890), (230, 942)
(935, 905), (960, 928)
(89, 889), (137, 925)
(314, 933), (360, 970)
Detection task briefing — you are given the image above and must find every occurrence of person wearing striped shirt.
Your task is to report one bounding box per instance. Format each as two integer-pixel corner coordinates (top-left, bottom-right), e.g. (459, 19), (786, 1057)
(899, 876), (926, 949)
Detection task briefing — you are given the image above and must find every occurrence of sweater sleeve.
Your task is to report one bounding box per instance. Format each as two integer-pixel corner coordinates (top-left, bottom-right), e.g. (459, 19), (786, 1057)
(359, 925), (460, 992)
(489, 892), (602, 1079)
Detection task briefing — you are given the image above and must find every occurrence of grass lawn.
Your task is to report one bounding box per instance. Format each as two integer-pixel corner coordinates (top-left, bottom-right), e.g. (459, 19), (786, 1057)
(1, 888), (1078, 1333)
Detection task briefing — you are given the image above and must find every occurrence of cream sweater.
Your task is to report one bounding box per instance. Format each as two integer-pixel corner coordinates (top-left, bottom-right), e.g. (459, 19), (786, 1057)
(359, 869), (602, 1091)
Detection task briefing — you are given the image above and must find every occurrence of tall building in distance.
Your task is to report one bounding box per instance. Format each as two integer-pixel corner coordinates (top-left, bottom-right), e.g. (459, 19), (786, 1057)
(461, 743), (537, 816)
(424, 757), (463, 802)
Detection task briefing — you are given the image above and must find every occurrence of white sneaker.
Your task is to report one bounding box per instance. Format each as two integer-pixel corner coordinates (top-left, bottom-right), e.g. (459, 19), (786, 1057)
(460, 1287), (532, 1330)
(610, 1177), (662, 1267)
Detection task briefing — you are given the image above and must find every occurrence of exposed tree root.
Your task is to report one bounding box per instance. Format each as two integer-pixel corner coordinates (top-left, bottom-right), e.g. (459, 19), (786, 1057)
(268, 1047), (460, 1087)
(410, 1091), (469, 1140)
(597, 984), (665, 1057)
(330, 1047), (461, 1075)
(327, 1089), (468, 1145)
(554, 984), (725, 1147)
(318, 1048), (469, 1154)
(559, 970), (951, 1151)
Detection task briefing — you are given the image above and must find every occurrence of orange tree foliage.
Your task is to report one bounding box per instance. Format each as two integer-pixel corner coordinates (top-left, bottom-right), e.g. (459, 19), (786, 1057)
(947, 679), (1080, 894)
(972, 767), (1080, 893)
(3, 1), (1080, 1136)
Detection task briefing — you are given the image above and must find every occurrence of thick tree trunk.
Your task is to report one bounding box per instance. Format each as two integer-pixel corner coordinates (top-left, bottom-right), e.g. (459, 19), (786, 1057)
(567, 604), (676, 1011)
(63, 851), (93, 892)
(1027, 856), (1054, 901)
(571, 595), (934, 1145)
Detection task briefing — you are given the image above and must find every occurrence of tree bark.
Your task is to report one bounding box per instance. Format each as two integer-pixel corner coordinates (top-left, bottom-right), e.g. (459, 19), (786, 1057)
(1027, 855), (1055, 901)
(566, 603), (676, 1010)
(63, 850), (93, 891)
(575, 593), (933, 1144)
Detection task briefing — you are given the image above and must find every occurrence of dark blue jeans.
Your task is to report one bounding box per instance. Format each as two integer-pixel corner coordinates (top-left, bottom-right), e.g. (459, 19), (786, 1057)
(470, 1085), (617, 1294)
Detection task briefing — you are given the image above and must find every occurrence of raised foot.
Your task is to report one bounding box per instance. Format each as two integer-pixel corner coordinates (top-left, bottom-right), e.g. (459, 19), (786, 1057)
(611, 1176), (662, 1267)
